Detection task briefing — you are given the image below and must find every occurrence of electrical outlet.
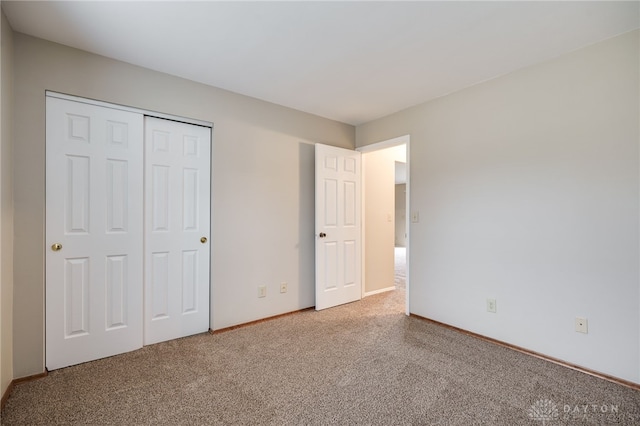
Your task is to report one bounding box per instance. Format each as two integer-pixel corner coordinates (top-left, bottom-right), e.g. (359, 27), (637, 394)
(280, 282), (287, 293)
(487, 298), (497, 313)
(575, 317), (588, 334)
(258, 285), (267, 298)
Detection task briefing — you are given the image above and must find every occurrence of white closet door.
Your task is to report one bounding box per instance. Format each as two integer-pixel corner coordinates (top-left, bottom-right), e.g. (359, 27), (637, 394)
(144, 117), (211, 345)
(46, 97), (144, 370)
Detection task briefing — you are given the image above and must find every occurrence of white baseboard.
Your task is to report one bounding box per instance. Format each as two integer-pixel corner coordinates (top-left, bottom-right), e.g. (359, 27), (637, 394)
(364, 286), (396, 297)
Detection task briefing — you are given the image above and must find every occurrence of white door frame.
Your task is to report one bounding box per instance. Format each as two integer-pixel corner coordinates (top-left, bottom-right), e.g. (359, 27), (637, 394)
(46, 91), (212, 128)
(356, 135), (410, 315)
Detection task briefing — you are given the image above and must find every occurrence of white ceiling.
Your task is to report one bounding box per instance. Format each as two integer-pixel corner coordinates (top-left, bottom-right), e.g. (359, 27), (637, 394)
(3, 1), (639, 126)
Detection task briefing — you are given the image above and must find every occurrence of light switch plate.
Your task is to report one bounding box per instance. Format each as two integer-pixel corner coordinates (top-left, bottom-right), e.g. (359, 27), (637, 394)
(258, 285), (267, 298)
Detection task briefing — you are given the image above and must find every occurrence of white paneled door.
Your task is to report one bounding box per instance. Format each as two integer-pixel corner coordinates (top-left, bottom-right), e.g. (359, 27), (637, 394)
(315, 144), (362, 310)
(46, 97), (144, 370)
(144, 117), (211, 345)
(46, 96), (212, 369)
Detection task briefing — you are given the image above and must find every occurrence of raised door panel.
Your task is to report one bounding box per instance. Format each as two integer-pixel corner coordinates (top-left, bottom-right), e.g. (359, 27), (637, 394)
(105, 255), (128, 330)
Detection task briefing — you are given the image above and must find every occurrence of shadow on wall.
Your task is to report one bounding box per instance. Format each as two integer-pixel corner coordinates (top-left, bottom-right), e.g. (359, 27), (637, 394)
(299, 142), (316, 308)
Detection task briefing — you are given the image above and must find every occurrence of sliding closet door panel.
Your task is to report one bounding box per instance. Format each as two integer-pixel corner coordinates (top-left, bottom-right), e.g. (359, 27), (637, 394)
(46, 96), (144, 370)
(144, 117), (211, 345)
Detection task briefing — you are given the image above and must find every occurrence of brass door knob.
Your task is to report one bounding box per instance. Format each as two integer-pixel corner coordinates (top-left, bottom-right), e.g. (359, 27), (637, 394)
(51, 243), (62, 251)
(319, 233), (327, 238)
(200, 237), (207, 244)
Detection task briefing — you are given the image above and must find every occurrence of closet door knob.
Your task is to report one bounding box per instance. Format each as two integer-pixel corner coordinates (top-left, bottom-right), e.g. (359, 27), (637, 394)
(51, 243), (62, 251)
(200, 237), (208, 244)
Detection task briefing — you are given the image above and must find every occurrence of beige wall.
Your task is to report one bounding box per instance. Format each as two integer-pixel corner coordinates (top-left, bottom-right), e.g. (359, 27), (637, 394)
(363, 145), (406, 294)
(357, 30), (640, 383)
(395, 184), (406, 247)
(12, 33), (354, 378)
(1, 10), (14, 396)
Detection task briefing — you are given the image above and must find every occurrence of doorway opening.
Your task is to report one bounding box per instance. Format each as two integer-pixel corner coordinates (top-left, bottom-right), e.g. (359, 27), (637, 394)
(358, 135), (410, 315)
(394, 162), (407, 297)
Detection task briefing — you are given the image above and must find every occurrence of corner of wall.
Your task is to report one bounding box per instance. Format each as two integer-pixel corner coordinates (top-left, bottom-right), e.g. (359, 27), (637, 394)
(353, 30), (640, 383)
(0, 7), (15, 400)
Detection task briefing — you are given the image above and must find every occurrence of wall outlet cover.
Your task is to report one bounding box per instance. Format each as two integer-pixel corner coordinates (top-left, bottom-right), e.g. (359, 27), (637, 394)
(575, 317), (588, 334)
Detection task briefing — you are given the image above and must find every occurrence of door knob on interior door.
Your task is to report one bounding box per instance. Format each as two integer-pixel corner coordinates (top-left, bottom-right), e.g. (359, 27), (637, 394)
(200, 237), (208, 243)
(319, 232), (327, 238)
(51, 243), (62, 251)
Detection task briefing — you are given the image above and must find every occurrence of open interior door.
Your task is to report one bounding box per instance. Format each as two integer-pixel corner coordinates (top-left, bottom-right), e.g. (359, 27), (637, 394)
(315, 144), (362, 310)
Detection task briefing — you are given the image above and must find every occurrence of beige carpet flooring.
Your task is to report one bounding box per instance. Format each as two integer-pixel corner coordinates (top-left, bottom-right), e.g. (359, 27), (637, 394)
(2, 248), (640, 425)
